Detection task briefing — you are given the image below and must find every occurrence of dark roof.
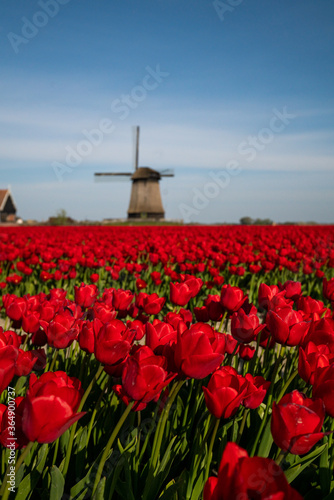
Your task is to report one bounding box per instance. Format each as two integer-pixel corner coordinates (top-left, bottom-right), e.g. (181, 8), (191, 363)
(131, 167), (161, 180)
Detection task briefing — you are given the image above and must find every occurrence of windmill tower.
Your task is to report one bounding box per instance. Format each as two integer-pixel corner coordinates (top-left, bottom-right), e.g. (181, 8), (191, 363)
(95, 127), (174, 220)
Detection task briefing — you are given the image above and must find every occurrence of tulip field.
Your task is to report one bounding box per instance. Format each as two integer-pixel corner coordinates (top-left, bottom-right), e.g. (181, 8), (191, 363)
(1, 224), (334, 500)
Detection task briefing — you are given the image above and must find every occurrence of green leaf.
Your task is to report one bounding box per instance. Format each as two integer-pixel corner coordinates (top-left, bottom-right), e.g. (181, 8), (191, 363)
(60, 429), (70, 456)
(323, 490), (334, 500)
(256, 419), (273, 457)
(16, 471), (40, 500)
(35, 444), (49, 474)
(50, 466), (65, 500)
(285, 444), (328, 484)
(319, 437), (330, 495)
(75, 426), (88, 479)
(92, 476), (106, 500)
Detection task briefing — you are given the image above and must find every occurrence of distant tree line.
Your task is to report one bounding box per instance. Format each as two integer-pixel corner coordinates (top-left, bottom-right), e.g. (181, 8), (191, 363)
(239, 217), (274, 225)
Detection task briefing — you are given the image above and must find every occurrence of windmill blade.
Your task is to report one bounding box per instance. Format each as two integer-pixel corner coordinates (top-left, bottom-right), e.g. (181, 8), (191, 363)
(159, 168), (174, 177)
(94, 172), (132, 182)
(132, 125), (140, 171)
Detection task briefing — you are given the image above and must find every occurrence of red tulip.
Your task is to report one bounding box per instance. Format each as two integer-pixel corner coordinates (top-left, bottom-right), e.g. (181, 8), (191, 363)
(22, 310), (40, 334)
(258, 283), (279, 309)
(74, 283), (99, 308)
(242, 373), (270, 409)
(231, 308), (264, 344)
(313, 364), (334, 417)
(142, 293), (166, 315)
(145, 322), (177, 353)
(174, 324), (225, 379)
(41, 308), (81, 349)
(22, 371), (85, 443)
(95, 320), (135, 376)
(297, 295), (328, 321)
(298, 342), (332, 385)
(14, 349), (46, 377)
(0, 397), (29, 449)
(204, 442), (302, 500)
(0, 345), (19, 395)
(220, 285), (246, 314)
(271, 390), (326, 454)
(203, 367), (247, 419)
(122, 346), (175, 402)
(113, 346), (176, 410)
(323, 277), (334, 303)
(170, 282), (193, 306)
(278, 280), (302, 301)
(266, 307), (309, 346)
(112, 288), (134, 310)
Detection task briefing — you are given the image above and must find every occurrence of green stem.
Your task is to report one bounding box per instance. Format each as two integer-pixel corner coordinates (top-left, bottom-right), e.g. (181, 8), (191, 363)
(62, 364), (104, 477)
(275, 448), (286, 466)
(236, 408), (249, 445)
(218, 311), (228, 332)
(204, 418), (220, 482)
(150, 380), (184, 471)
(250, 346), (283, 457)
(49, 350), (59, 372)
(52, 437), (60, 466)
(277, 369), (298, 403)
(328, 418), (334, 473)
(92, 400), (134, 496)
(248, 333), (261, 376)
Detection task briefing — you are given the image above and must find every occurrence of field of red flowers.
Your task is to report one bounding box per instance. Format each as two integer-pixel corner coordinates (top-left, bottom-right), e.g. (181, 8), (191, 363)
(1, 225), (334, 499)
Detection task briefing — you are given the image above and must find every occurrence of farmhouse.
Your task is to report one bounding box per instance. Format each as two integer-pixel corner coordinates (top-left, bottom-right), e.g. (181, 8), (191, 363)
(0, 189), (17, 222)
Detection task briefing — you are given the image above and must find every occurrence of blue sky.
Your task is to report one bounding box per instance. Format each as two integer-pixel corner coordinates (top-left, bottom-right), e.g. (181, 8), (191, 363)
(1, 0), (333, 223)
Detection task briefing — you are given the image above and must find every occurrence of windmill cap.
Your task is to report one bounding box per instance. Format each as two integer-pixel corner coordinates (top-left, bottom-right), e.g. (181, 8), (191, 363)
(131, 167), (161, 180)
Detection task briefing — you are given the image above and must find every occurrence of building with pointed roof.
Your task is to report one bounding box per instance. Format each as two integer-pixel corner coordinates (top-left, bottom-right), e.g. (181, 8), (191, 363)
(0, 189), (17, 222)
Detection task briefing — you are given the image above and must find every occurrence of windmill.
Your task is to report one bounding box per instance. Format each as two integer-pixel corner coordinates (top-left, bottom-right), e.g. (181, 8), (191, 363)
(95, 127), (174, 220)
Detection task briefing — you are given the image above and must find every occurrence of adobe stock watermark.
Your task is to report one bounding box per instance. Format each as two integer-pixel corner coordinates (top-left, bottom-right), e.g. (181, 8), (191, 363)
(52, 65), (169, 182)
(7, 0), (71, 54)
(178, 107), (296, 222)
(213, 0), (244, 22)
(5, 387), (16, 495)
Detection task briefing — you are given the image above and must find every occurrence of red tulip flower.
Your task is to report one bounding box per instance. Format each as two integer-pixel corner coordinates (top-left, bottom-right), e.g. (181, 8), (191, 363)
(74, 283), (98, 308)
(323, 277), (334, 303)
(298, 342), (332, 385)
(313, 364), (334, 417)
(14, 349), (46, 377)
(205, 295), (224, 321)
(278, 280), (302, 301)
(22, 310), (40, 334)
(22, 371), (85, 443)
(0, 345), (18, 395)
(271, 390), (326, 454)
(242, 373), (270, 409)
(220, 285), (246, 314)
(170, 282), (193, 306)
(142, 293), (166, 315)
(0, 397), (29, 449)
(146, 322), (177, 353)
(95, 319), (136, 376)
(231, 308), (264, 344)
(203, 366), (248, 419)
(113, 346), (176, 410)
(266, 307), (309, 346)
(41, 308), (81, 349)
(112, 288), (134, 311)
(174, 323), (225, 379)
(204, 442), (302, 500)
(297, 296), (328, 321)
